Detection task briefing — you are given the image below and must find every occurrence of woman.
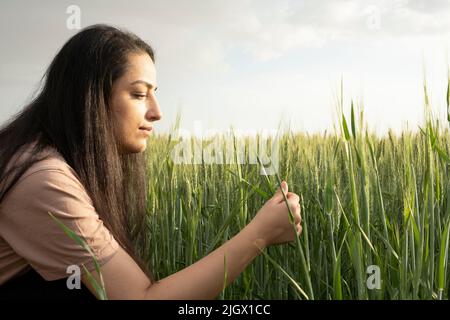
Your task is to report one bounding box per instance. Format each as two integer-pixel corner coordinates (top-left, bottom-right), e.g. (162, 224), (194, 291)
(0, 24), (302, 300)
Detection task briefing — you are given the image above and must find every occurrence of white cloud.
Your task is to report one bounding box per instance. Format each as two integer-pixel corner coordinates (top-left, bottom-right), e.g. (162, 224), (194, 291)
(1, 0), (449, 134)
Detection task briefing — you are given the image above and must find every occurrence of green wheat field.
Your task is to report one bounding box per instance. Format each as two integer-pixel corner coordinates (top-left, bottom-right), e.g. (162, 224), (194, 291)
(139, 79), (450, 300)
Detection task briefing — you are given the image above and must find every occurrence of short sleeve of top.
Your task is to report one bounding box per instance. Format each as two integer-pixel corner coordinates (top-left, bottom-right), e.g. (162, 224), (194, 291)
(0, 161), (120, 281)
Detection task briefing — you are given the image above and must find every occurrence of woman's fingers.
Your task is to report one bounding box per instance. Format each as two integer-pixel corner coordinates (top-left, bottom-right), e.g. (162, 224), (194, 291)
(296, 222), (302, 235)
(296, 203), (302, 224)
(286, 192), (300, 203)
(278, 190), (303, 234)
(285, 193), (301, 224)
(294, 203), (301, 224)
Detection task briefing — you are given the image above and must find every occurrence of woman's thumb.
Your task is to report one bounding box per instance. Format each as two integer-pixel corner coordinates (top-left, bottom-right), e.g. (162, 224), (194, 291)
(281, 181), (288, 194)
(273, 181), (288, 202)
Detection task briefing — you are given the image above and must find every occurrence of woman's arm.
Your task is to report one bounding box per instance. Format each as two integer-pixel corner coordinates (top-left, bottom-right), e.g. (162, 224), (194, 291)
(82, 181), (301, 300)
(144, 221), (265, 299)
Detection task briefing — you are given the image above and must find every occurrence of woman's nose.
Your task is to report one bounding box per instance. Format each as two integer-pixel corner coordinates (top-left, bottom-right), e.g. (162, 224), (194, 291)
(146, 96), (162, 122)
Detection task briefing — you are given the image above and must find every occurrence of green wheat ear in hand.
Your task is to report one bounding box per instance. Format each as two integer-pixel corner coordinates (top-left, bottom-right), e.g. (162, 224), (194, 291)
(47, 211), (108, 300)
(255, 154), (314, 300)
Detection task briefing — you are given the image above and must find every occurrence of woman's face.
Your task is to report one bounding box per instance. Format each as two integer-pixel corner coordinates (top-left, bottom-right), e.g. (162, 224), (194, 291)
(110, 52), (162, 154)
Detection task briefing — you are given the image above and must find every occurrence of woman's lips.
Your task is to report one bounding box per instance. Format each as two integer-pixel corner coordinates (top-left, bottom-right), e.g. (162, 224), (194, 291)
(139, 127), (153, 136)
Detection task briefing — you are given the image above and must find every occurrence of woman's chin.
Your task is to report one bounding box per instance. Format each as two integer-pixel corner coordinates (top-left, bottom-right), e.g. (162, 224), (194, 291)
(133, 141), (147, 153)
(120, 140), (147, 154)
(139, 140), (148, 152)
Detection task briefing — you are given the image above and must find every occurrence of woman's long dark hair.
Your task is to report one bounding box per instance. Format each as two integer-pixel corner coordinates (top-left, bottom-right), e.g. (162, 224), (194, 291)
(0, 24), (155, 281)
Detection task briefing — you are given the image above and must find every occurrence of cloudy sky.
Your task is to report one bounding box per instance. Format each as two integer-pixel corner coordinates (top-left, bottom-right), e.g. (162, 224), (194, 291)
(0, 0), (449, 136)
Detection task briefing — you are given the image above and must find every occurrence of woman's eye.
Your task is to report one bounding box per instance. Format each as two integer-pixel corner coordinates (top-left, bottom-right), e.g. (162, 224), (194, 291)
(132, 93), (147, 99)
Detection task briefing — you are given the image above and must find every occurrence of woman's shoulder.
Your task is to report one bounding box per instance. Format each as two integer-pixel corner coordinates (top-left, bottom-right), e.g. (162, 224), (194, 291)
(0, 143), (119, 283)
(14, 142), (82, 187)
(1, 141), (90, 206)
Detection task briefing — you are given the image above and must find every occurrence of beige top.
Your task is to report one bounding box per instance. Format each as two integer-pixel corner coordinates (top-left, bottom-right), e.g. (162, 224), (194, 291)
(0, 142), (119, 285)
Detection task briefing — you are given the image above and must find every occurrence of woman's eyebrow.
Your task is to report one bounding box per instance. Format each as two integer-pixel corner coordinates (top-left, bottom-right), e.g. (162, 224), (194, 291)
(130, 80), (158, 91)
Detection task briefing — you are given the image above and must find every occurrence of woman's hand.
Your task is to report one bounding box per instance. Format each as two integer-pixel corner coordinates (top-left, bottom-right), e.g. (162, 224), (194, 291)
(248, 181), (302, 248)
